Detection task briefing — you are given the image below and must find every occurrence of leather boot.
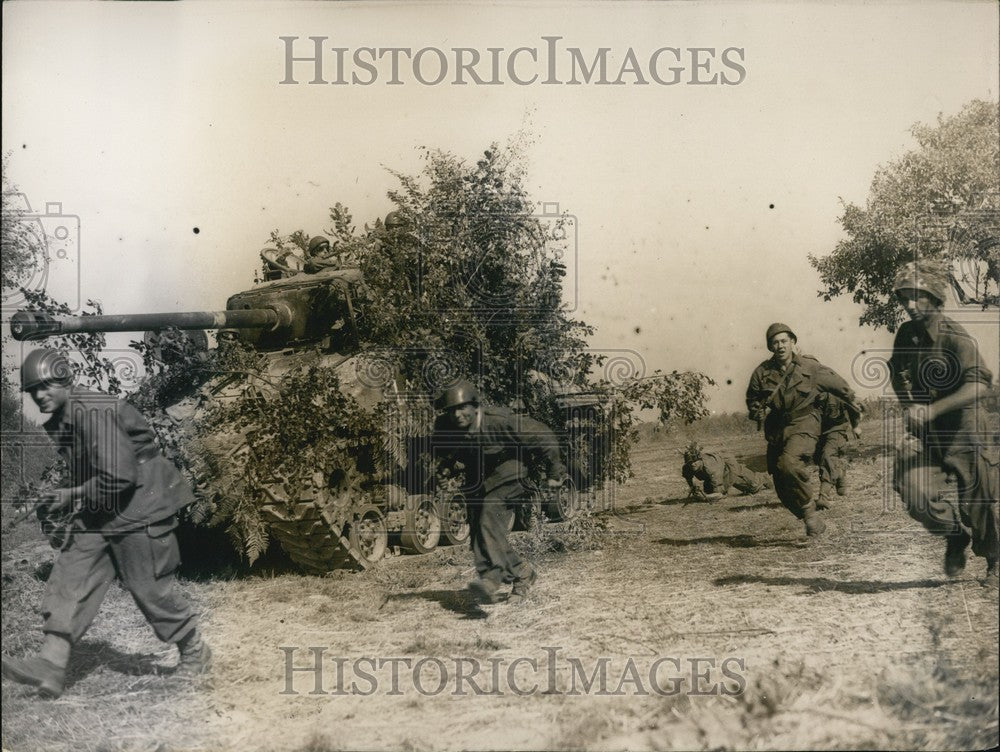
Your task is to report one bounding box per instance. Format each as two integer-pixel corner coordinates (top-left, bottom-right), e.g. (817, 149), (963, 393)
(2, 655), (66, 698)
(982, 558), (997, 589)
(835, 474), (848, 496)
(175, 631), (212, 676)
(815, 486), (833, 511)
(508, 567), (538, 604)
(802, 502), (826, 537)
(943, 532), (970, 577)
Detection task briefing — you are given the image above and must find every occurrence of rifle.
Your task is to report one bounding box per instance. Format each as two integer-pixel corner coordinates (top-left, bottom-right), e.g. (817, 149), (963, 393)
(7, 494), (78, 550)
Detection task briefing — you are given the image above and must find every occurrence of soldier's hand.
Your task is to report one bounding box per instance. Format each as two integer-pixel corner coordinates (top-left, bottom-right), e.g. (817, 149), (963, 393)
(546, 477), (565, 490)
(853, 426), (862, 440)
(904, 405), (933, 435)
(41, 489), (74, 515)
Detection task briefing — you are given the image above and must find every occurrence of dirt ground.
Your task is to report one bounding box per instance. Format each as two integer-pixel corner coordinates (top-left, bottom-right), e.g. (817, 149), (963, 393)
(2, 423), (998, 751)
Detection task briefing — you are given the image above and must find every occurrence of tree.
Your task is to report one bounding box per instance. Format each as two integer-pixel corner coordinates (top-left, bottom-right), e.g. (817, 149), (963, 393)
(809, 100), (999, 331)
(158, 143), (713, 563)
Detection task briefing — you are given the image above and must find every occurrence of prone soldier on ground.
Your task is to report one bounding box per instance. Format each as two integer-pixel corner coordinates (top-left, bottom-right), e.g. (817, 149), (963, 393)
(681, 441), (772, 501)
(432, 380), (566, 605)
(745, 323), (857, 537)
(888, 261), (998, 587)
(1, 349), (212, 699)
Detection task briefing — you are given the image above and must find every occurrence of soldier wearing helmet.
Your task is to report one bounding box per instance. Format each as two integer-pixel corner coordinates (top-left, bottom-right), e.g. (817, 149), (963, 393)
(681, 441), (771, 501)
(746, 323), (857, 537)
(2, 349), (211, 698)
(303, 235), (340, 274)
(889, 260), (998, 586)
(433, 379), (565, 605)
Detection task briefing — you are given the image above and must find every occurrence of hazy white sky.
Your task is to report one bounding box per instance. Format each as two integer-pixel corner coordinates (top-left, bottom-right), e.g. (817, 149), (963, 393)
(3, 0), (998, 412)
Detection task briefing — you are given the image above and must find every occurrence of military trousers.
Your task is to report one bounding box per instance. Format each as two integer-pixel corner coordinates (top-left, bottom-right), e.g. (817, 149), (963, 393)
(42, 516), (197, 645)
(729, 463), (771, 495)
(767, 433), (819, 519)
(815, 428), (850, 498)
(467, 483), (533, 586)
(895, 444), (999, 561)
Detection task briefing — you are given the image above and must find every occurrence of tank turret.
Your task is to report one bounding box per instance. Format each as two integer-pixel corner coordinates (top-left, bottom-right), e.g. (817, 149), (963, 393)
(11, 267), (364, 352)
(8, 266), (472, 573)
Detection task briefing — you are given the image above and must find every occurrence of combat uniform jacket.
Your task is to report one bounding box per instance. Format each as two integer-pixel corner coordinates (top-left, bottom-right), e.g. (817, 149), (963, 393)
(889, 312), (998, 559)
(746, 354), (854, 444)
(889, 314), (993, 448)
(436, 406), (565, 495)
(43, 388), (194, 533)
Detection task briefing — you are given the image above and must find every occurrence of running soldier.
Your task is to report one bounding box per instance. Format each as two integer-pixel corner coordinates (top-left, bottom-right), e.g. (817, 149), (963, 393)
(2, 349), (211, 698)
(433, 380), (565, 605)
(889, 261), (998, 586)
(746, 323), (857, 536)
(681, 442), (771, 501)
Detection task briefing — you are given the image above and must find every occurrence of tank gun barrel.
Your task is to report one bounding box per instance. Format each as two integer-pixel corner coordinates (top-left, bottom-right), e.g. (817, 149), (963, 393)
(10, 308), (289, 341)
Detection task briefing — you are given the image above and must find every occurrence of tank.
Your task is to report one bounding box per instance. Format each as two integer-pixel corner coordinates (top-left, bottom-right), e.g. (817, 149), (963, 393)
(12, 266), (600, 573)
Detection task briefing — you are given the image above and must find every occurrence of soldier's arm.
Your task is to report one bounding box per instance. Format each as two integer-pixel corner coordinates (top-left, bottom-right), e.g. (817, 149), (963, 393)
(746, 368), (767, 425)
(703, 455), (725, 491)
(81, 404), (139, 513)
(888, 327), (916, 403)
(503, 415), (566, 481)
(682, 463), (699, 492)
(915, 329), (992, 426)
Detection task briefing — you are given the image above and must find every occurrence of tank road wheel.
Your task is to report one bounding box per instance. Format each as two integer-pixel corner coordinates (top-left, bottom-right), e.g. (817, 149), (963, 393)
(514, 491), (544, 531)
(437, 492), (470, 546)
(400, 494), (442, 554)
(347, 505), (388, 567)
(544, 480), (582, 522)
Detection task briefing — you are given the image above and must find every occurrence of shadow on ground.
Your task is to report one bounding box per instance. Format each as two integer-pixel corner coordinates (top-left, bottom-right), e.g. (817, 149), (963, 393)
(65, 640), (165, 687)
(728, 500), (783, 512)
(655, 535), (805, 549)
(713, 573), (957, 594)
(386, 588), (490, 620)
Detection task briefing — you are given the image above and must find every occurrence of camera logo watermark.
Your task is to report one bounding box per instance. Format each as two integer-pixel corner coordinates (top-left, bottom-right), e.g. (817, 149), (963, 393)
(1, 193), (81, 314)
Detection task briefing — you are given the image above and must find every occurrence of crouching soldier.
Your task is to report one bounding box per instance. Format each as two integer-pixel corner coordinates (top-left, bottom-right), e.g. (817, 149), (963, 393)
(681, 442), (771, 501)
(889, 262), (998, 587)
(433, 380), (565, 605)
(2, 349), (211, 698)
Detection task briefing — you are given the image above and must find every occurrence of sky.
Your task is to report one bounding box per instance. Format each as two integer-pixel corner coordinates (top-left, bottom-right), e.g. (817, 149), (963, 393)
(2, 0), (998, 414)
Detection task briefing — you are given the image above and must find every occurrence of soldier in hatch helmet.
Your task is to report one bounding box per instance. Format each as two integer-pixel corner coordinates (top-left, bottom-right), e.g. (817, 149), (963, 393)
(889, 260), (998, 587)
(433, 379), (566, 605)
(303, 235), (340, 274)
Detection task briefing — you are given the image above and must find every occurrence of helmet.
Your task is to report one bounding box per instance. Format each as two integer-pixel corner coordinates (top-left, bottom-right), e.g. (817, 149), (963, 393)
(893, 260), (948, 305)
(434, 380), (480, 411)
(765, 322), (796, 349)
(307, 236), (331, 255)
(683, 441), (703, 465)
(21, 349), (74, 391)
(384, 211), (407, 231)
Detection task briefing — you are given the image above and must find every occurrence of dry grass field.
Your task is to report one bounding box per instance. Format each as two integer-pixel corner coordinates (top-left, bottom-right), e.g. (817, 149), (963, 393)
(3, 421), (998, 751)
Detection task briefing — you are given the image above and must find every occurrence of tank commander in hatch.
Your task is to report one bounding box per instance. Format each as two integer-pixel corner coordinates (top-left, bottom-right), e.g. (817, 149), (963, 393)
(303, 235), (340, 274)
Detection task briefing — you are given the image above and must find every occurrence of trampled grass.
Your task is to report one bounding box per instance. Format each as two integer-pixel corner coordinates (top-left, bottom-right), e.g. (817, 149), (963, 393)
(2, 419), (997, 751)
